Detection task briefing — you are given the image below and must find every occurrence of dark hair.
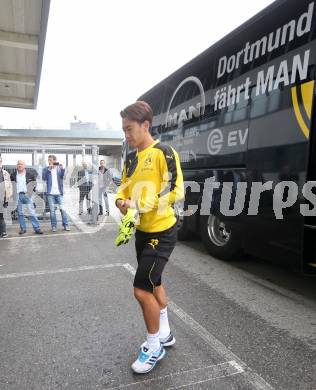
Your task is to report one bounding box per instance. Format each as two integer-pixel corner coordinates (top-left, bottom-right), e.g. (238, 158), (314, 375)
(100, 159), (105, 163)
(48, 154), (57, 161)
(120, 101), (153, 127)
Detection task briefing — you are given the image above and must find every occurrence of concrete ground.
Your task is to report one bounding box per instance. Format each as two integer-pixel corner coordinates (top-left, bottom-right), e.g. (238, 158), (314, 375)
(0, 196), (316, 389)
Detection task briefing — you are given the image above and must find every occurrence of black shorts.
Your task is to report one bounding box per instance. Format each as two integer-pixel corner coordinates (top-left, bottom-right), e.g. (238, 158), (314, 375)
(133, 224), (177, 293)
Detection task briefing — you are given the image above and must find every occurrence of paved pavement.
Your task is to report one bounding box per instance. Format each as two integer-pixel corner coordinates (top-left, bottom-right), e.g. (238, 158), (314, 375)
(0, 198), (316, 389)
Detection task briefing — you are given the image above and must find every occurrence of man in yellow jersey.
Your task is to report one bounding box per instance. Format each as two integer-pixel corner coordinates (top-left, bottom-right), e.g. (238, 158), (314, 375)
(115, 101), (184, 374)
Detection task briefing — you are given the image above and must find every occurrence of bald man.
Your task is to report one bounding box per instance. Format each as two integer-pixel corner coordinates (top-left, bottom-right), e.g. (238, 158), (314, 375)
(10, 160), (43, 235)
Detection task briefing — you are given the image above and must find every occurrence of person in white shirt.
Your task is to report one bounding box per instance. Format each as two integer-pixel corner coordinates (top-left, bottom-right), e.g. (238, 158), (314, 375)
(10, 160), (43, 235)
(42, 155), (70, 232)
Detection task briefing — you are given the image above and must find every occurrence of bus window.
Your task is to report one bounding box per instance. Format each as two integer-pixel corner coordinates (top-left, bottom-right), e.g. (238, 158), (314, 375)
(160, 126), (178, 142)
(250, 87), (282, 119)
(250, 88), (269, 118)
(267, 89), (281, 113)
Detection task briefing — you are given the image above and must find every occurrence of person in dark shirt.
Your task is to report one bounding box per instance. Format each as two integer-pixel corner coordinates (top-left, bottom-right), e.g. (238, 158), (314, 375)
(77, 161), (92, 215)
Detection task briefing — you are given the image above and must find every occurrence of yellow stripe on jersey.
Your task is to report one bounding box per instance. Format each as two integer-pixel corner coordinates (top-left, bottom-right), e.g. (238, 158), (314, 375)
(116, 140), (184, 233)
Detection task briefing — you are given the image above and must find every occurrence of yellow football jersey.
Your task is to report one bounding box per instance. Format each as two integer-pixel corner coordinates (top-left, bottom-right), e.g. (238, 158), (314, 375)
(116, 140), (184, 233)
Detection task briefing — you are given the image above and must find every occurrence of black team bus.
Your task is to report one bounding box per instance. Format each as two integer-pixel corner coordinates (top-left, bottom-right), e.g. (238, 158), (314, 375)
(135, 0), (316, 274)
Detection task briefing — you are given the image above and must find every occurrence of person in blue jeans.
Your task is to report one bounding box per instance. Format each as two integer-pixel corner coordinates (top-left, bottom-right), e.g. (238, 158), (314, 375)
(42, 155), (70, 232)
(0, 156), (13, 238)
(10, 160), (43, 235)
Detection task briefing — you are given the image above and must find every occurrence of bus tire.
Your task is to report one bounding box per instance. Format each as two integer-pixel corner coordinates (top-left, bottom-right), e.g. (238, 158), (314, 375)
(177, 217), (192, 241)
(174, 203), (191, 241)
(199, 214), (240, 260)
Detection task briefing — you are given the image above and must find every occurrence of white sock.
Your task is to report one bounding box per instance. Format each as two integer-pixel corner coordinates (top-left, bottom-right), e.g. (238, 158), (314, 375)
(146, 331), (160, 352)
(159, 307), (170, 340)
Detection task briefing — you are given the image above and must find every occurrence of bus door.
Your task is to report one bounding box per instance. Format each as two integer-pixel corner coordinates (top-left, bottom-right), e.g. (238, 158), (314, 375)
(245, 81), (314, 271)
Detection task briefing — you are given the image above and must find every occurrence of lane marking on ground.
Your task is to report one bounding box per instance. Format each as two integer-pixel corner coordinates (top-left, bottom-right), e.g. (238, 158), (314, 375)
(0, 226), (117, 241)
(122, 263), (274, 390)
(106, 360), (243, 389)
(0, 231), (91, 241)
(0, 263), (125, 279)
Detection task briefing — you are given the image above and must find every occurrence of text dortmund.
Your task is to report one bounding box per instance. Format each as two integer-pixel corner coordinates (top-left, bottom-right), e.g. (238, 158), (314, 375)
(217, 2), (314, 80)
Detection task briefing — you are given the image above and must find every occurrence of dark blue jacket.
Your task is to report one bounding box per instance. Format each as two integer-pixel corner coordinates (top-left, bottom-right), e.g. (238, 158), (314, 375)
(42, 166), (65, 196)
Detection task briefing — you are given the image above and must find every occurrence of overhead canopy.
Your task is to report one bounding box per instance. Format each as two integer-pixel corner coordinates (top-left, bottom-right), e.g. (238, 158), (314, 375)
(0, 0), (50, 109)
(0, 127), (124, 158)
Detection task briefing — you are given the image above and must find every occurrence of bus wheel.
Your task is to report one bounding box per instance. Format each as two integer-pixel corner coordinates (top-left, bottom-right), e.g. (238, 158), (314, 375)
(199, 214), (240, 260)
(174, 203), (191, 241)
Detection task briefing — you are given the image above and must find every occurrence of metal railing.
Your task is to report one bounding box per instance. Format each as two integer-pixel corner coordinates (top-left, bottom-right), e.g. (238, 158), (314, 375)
(0, 143), (120, 223)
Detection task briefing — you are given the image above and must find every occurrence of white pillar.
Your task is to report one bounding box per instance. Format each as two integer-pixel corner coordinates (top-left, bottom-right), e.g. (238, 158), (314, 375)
(32, 150), (38, 166)
(41, 148), (45, 168)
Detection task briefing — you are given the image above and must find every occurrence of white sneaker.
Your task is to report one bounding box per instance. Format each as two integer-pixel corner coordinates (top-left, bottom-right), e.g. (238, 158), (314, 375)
(141, 332), (176, 349)
(131, 345), (165, 374)
(159, 333), (176, 347)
